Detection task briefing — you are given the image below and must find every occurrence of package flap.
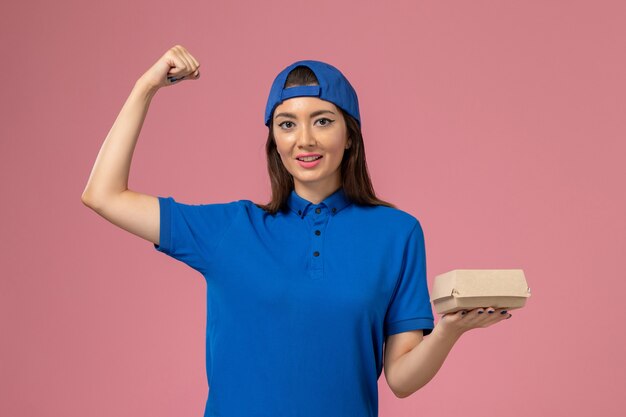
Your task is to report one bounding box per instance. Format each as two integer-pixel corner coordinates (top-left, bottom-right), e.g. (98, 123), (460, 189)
(430, 269), (530, 301)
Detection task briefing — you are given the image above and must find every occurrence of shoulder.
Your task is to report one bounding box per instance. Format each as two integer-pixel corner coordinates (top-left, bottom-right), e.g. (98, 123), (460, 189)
(237, 199), (267, 212)
(234, 199), (279, 219)
(166, 198), (248, 228)
(353, 203), (422, 233)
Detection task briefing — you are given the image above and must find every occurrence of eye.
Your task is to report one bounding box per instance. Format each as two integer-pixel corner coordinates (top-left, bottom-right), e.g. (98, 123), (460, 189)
(277, 118), (334, 129)
(316, 118), (334, 126)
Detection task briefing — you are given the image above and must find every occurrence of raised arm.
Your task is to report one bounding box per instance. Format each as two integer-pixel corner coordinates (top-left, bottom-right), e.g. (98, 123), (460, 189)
(81, 45), (201, 246)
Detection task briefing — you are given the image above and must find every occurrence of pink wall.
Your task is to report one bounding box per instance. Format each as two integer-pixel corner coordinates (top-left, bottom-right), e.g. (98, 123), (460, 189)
(1, 0), (624, 416)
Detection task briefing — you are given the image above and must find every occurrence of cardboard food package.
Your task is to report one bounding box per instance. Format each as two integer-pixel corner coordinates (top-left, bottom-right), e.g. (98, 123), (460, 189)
(430, 269), (531, 314)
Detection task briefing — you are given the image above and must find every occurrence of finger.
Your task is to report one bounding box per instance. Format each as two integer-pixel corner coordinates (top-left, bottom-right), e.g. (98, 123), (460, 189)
(180, 53), (194, 75)
(172, 45), (191, 75)
(442, 310), (464, 320)
(471, 307), (501, 328)
(179, 54), (199, 79)
(168, 75), (186, 83)
(186, 57), (200, 78)
(167, 52), (188, 78)
(187, 52), (200, 69)
(492, 309), (511, 324)
(179, 48), (200, 78)
(462, 308), (487, 324)
(175, 47), (195, 76)
(480, 308), (509, 325)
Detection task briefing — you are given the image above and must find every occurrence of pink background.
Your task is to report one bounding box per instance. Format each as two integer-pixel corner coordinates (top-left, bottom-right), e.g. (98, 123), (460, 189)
(1, 1), (625, 416)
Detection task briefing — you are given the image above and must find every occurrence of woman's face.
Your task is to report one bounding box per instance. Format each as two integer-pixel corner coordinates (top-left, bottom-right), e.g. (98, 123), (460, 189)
(272, 96), (351, 194)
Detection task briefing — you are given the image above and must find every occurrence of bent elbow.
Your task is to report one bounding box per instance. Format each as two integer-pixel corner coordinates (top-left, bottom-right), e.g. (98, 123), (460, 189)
(394, 389), (412, 399)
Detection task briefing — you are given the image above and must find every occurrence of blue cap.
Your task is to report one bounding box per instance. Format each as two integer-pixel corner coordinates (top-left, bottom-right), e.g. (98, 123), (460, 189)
(264, 60), (361, 127)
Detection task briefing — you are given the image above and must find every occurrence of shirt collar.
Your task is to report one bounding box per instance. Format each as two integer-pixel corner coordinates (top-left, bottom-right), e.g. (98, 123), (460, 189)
(287, 186), (351, 218)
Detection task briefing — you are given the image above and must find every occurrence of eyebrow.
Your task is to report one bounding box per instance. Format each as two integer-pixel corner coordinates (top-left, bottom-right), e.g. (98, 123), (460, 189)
(274, 110), (336, 120)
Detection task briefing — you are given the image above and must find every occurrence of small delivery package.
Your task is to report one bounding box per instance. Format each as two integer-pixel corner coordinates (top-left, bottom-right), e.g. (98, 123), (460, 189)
(430, 269), (531, 314)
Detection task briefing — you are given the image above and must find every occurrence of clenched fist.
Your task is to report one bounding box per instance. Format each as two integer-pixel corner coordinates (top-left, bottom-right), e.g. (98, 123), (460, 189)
(138, 45), (201, 90)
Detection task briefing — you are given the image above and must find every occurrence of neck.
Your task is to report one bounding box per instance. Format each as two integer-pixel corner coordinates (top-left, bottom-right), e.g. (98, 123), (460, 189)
(294, 179), (342, 205)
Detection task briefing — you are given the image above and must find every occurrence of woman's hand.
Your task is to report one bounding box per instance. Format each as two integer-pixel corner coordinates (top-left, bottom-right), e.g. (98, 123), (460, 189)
(138, 45), (201, 91)
(438, 307), (512, 338)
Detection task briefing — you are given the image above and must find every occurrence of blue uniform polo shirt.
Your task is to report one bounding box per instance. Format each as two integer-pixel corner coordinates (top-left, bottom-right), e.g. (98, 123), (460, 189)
(153, 186), (434, 417)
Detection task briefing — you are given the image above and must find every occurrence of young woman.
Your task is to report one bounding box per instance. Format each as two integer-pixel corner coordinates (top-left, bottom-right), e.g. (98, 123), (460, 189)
(82, 45), (511, 417)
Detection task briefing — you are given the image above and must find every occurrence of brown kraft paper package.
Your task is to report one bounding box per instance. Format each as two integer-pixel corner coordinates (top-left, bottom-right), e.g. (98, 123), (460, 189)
(430, 269), (531, 315)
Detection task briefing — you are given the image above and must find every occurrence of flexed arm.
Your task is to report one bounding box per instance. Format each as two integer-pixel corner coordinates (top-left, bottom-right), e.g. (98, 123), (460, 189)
(81, 45), (200, 245)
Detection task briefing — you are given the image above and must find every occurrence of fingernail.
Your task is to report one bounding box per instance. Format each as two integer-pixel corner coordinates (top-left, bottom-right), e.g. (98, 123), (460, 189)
(500, 310), (508, 315)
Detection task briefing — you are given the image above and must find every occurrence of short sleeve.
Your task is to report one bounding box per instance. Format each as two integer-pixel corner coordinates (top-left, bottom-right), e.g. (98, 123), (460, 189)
(384, 220), (435, 337)
(153, 196), (242, 273)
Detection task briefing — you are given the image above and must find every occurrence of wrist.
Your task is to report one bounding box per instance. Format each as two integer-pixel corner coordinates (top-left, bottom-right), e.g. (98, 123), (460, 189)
(134, 76), (160, 98)
(432, 318), (465, 342)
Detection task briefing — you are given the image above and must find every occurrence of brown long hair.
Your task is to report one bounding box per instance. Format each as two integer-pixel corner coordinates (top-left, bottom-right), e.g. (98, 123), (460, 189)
(254, 65), (397, 215)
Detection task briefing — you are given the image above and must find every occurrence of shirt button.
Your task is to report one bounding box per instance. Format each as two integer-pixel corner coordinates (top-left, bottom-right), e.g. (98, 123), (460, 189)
(313, 251), (320, 257)
(298, 210), (302, 215)
(331, 207), (337, 213)
(315, 208), (321, 214)
(315, 230), (321, 236)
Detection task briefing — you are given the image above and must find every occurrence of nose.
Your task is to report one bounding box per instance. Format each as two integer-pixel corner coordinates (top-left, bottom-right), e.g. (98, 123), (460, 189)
(296, 123), (317, 147)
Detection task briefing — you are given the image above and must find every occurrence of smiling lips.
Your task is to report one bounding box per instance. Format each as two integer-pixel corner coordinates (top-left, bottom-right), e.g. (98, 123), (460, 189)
(296, 155), (323, 168)
(296, 155), (323, 162)
(295, 153), (322, 161)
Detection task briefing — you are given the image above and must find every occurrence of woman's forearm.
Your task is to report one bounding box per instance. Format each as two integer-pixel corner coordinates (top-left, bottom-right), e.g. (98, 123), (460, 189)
(81, 78), (159, 206)
(392, 323), (462, 398)
(392, 307), (511, 398)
